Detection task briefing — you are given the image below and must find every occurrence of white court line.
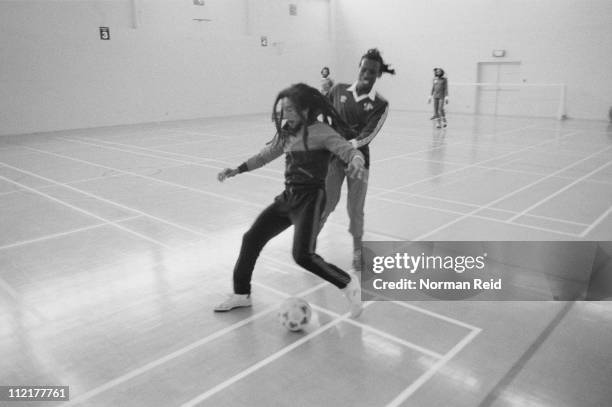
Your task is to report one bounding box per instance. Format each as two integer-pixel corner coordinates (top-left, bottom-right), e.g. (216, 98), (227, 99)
(377, 189), (589, 227)
(62, 281), (329, 406)
(151, 130), (229, 144)
(0, 172), (126, 198)
(385, 328), (482, 407)
(412, 145), (612, 241)
(69, 126), (547, 176)
(0, 215), (142, 250)
(27, 140), (580, 238)
(56, 137), (284, 181)
(253, 281), (444, 359)
(388, 300), (481, 332)
(372, 126), (535, 164)
(263, 256), (481, 331)
(369, 130), (579, 198)
(263, 264), (290, 275)
(507, 160), (612, 222)
(374, 195), (581, 238)
(5, 133), (556, 404)
(18, 133), (605, 242)
(0, 174), (174, 251)
(0, 163), (189, 198)
(455, 161), (593, 182)
(179, 301), (377, 407)
(88, 135), (234, 160)
(20, 145), (403, 242)
(0, 159), (259, 250)
(1, 158), (413, 405)
(65, 135), (285, 177)
(372, 125), (539, 164)
(61, 128), (598, 231)
(21, 146), (266, 208)
(580, 205), (612, 238)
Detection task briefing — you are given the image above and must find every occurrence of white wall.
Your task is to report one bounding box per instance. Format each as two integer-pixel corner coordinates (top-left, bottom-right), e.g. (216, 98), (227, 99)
(331, 0), (612, 120)
(0, 0), (333, 136)
(3, 0), (611, 136)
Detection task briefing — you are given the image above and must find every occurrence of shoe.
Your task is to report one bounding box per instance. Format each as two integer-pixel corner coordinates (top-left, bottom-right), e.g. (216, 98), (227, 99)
(436, 123), (442, 129)
(214, 294), (252, 312)
(342, 274), (363, 318)
(430, 115), (439, 120)
(352, 248), (363, 272)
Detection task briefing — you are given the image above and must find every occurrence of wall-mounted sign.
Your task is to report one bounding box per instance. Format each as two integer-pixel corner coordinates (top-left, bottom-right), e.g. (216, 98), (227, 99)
(99, 27), (110, 40)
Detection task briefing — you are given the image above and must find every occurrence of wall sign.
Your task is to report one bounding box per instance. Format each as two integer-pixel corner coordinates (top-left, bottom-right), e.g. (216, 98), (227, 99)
(99, 27), (110, 40)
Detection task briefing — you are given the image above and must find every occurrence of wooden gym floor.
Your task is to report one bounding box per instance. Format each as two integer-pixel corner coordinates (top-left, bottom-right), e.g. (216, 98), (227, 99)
(1, 112), (611, 406)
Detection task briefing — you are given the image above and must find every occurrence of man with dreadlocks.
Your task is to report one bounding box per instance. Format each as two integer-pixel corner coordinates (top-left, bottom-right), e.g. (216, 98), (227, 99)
(214, 83), (365, 318)
(320, 48), (395, 271)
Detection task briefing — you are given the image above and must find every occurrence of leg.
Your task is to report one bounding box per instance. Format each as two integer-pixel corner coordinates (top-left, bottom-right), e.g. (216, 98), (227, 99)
(434, 99), (442, 127)
(346, 169), (369, 269)
(320, 157), (346, 231)
(291, 189), (351, 288)
(289, 188), (362, 317)
(233, 198), (292, 294)
(439, 100), (446, 127)
(432, 98), (441, 119)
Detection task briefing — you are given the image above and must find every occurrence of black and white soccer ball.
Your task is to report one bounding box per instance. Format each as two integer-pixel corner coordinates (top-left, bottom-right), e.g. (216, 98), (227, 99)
(278, 297), (312, 332)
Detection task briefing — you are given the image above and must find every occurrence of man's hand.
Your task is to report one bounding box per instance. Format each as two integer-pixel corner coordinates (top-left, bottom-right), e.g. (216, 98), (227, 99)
(217, 168), (239, 182)
(347, 155), (365, 180)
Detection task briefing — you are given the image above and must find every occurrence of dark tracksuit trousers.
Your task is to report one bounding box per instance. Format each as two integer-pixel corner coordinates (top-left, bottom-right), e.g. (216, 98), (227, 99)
(233, 185), (351, 295)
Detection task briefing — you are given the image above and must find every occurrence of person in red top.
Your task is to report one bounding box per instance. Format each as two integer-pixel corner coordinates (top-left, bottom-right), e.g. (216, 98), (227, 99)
(320, 48), (395, 271)
(214, 83), (364, 318)
(428, 67), (449, 128)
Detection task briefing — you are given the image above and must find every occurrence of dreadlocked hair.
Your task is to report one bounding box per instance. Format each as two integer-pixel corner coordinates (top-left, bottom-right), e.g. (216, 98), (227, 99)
(270, 83), (353, 151)
(361, 48), (396, 75)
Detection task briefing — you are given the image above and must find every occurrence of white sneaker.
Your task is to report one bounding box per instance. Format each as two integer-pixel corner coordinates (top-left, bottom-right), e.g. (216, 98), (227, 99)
(342, 274), (363, 318)
(214, 294), (252, 312)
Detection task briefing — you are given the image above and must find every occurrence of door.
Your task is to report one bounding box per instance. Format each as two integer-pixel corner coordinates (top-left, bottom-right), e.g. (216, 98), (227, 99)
(476, 62), (521, 116)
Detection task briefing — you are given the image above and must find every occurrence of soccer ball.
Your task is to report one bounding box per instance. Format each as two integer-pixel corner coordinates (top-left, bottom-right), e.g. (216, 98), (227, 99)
(278, 297), (312, 332)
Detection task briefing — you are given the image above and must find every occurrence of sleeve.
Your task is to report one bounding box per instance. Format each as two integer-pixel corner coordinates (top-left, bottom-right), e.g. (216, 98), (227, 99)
(238, 137), (284, 173)
(444, 78), (449, 97)
(353, 101), (389, 149)
(322, 129), (365, 164)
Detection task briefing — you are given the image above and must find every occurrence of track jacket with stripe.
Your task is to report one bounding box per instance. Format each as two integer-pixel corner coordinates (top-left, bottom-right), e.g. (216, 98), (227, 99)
(327, 82), (389, 169)
(238, 122), (364, 188)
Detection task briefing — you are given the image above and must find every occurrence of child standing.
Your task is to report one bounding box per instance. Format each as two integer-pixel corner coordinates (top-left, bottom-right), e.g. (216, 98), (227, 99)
(320, 66), (334, 96)
(428, 67), (449, 128)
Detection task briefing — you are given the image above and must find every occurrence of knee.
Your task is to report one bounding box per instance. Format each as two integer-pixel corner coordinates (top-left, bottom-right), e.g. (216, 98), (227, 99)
(242, 228), (258, 246)
(292, 249), (314, 269)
